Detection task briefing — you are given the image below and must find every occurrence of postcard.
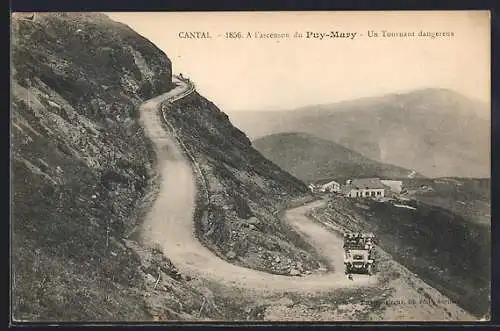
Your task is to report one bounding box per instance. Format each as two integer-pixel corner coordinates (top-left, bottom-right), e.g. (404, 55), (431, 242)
(11, 11), (490, 322)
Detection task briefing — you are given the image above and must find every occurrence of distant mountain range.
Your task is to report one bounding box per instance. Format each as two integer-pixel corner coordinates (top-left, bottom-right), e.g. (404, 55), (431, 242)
(229, 88), (490, 178)
(252, 132), (418, 183)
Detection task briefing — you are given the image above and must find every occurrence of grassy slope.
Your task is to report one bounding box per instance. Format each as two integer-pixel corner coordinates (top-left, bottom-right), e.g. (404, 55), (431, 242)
(252, 132), (416, 182)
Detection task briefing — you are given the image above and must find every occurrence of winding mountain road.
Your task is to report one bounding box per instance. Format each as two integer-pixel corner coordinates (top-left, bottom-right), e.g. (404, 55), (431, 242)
(139, 77), (375, 292)
(138, 77), (475, 320)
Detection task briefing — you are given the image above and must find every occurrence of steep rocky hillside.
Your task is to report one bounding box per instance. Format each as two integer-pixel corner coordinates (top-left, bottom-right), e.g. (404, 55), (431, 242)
(11, 13), (324, 321)
(228, 89), (490, 178)
(253, 132), (417, 183)
(11, 12), (227, 321)
(163, 94), (324, 275)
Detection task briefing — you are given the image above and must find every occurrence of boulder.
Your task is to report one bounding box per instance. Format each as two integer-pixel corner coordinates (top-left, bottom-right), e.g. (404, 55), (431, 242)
(289, 268), (301, 276)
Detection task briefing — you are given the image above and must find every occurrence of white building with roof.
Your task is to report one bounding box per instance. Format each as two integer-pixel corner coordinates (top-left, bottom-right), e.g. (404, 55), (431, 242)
(341, 178), (387, 198)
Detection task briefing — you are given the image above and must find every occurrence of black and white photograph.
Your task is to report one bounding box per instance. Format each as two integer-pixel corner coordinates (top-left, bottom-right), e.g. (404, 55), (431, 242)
(11, 11), (491, 322)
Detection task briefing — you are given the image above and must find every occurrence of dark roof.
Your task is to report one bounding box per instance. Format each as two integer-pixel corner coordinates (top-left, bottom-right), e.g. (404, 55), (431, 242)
(350, 178), (386, 190)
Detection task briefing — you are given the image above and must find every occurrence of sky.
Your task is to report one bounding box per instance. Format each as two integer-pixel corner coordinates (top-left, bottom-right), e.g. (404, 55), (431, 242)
(106, 11), (490, 113)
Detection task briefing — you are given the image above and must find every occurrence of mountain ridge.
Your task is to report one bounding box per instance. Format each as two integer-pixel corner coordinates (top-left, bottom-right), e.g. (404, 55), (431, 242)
(232, 88), (489, 118)
(228, 88), (490, 178)
(252, 132), (419, 183)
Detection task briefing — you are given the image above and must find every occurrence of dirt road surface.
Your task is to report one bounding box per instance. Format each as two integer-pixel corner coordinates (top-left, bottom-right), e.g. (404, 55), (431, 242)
(138, 79), (477, 321)
(139, 79), (374, 292)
